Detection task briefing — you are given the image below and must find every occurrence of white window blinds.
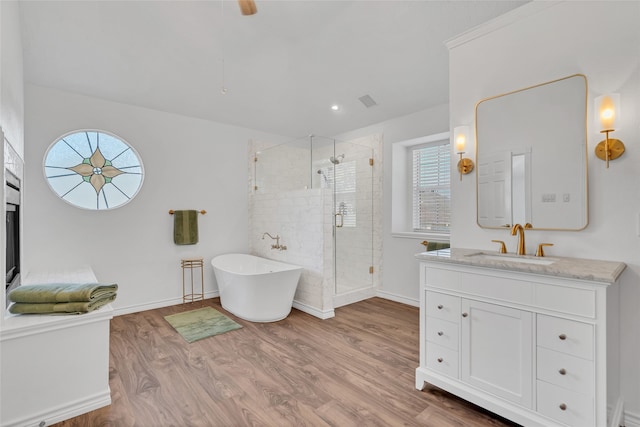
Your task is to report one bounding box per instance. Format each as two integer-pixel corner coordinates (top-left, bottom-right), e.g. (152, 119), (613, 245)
(334, 161), (356, 227)
(412, 141), (451, 233)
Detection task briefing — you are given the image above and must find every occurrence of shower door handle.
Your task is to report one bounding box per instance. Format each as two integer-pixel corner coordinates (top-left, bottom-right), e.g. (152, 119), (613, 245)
(335, 213), (344, 228)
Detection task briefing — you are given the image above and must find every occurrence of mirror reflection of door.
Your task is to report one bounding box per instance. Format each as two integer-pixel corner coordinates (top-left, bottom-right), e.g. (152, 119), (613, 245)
(478, 151), (511, 228)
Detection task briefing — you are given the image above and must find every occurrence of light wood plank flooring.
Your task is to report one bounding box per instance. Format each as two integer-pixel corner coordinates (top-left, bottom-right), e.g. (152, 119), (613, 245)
(54, 297), (520, 426)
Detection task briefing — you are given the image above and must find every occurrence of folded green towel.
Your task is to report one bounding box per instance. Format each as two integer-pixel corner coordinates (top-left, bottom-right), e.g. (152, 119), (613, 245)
(174, 210), (199, 245)
(8, 294), (116, 315)
(8, 283), (118, 303)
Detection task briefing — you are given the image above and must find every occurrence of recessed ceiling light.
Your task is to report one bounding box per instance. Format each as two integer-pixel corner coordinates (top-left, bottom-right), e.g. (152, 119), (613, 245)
(331, 104), (340, 111)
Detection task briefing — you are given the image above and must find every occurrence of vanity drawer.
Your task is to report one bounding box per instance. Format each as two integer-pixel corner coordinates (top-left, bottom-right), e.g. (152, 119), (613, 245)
(535, 283), (596, 318)
(426, 342), (459, 379)
(537, 315), (594, 360)
(426, 316), (459, 351)
(424, 267), (460, 291)
(537, 380), (594, 427)
(459, 271), (534, 305)
(425, 291), (460, 324)
(537, 347), (594, 394)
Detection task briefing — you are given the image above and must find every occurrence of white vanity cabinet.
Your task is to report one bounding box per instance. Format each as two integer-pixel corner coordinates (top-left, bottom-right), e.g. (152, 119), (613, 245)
(425, 290), (460, 378)
(460, 298), (533, 408)
(415, 250), (625, 427)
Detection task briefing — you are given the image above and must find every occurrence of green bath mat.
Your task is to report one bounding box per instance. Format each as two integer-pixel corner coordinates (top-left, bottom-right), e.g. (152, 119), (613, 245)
(164, 307), (242, 343)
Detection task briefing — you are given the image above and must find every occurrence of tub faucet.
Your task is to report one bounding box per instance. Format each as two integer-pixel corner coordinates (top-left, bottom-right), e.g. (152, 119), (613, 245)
(262, 232), (287, 251)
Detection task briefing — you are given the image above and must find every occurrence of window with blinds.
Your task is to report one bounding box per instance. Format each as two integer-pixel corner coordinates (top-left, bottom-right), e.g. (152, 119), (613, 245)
(412, 140), (451, 233)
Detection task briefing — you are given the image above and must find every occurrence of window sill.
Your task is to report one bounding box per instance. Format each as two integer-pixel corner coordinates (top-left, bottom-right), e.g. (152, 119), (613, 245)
(391, 232), (450, 242)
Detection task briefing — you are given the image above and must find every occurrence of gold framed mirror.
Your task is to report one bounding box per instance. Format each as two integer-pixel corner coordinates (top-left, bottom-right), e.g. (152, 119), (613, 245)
(475, 74), (588, 231)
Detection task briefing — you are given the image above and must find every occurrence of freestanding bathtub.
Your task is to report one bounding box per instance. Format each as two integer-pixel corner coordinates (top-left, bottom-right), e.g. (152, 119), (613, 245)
(211, 254), (302, 322)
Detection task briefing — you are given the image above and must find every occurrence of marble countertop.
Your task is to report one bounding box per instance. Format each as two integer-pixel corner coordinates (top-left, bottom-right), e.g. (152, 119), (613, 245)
(415, 248), (626, 284)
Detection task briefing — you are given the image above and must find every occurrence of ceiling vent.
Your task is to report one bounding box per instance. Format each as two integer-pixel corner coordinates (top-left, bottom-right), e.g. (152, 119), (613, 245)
(358, 94), (378, 108)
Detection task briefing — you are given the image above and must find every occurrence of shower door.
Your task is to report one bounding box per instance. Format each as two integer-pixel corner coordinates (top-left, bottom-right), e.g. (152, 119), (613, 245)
(332, 141), (374, 295)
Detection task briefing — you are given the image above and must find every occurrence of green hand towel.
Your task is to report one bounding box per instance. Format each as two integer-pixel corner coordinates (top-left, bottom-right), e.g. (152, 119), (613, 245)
(8, 283), (118, 303)
(426, 242), (450, 251)
(8, 294), (117, 315)
(174, 210), (199, 245)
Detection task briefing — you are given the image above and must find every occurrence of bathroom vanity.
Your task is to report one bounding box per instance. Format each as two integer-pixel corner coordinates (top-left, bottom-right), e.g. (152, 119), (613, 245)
(415, 248), (625, 427)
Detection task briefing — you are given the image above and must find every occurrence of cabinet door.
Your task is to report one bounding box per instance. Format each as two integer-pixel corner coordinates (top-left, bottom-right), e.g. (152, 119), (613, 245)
(461, 299), (533, 408)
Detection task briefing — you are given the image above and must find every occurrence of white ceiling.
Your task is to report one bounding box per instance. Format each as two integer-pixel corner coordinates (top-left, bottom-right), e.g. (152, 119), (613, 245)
(19, 0), (527, 138)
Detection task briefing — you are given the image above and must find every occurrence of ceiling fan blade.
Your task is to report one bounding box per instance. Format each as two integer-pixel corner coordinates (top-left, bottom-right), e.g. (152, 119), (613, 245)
(238, 0), (257, 16)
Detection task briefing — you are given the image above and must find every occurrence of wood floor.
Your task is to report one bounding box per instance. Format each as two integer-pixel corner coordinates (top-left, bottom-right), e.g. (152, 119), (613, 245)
(54, 297), (520, 427)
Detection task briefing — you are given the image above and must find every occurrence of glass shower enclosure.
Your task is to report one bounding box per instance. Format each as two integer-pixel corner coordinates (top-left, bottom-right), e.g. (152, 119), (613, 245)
(254, 135), (374, 297)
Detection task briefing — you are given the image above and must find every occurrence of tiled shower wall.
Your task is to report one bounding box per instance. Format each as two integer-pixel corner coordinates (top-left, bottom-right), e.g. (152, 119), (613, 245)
(249, 189), (335, 318)
(248, 134), (382, 318)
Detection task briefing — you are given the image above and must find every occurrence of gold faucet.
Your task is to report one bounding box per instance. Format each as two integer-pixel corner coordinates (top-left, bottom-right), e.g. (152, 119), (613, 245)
(510, 223), (532, 255)
(491, 240), (507, 253)
(536, 243), (554, 257)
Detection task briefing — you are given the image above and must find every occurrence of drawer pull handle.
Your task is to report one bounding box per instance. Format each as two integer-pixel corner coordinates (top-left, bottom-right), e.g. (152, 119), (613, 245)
(559, 368), (567, 375)
(558, 334), (567, 340)
(437, 358), (443, 363)
(462, 312), (468, 317)
(437, 304), (444, 310)
(437, 331), (444, 336)
(559, 403), (567, 411)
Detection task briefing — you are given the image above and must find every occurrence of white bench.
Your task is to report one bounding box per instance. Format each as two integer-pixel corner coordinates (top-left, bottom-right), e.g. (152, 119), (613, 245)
(1, 266), (114, 427)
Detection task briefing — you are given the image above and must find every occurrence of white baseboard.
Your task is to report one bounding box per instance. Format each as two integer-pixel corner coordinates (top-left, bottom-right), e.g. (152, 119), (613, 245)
(376, 289), (419, 307)
(625, 409), (640, 427)
(333, 287), (376, 308)
(3, 390), (111, 427)
(609, 397), (624, 427)
(114, 290), (412, 319)
(114, 291), (219, 316)
(292, 300), (335, 319)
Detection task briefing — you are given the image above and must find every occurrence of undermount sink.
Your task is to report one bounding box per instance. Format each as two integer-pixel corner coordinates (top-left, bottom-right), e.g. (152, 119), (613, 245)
(465, 252), (556, 266)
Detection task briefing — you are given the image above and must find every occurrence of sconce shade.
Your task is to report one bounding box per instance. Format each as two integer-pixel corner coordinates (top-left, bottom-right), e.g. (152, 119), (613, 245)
(453, 125), (474, 180)
(594, 93), (620, 131)
(593, 93), (624, 168)
(453, 126), (469, 153)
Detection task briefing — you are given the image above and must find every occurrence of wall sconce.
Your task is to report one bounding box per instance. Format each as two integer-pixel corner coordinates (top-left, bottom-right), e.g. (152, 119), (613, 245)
(454, 125), (474, 180)
(594, 93), (625, 168)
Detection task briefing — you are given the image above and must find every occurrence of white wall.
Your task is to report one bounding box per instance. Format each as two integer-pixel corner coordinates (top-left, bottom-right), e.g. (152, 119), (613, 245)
(448, 0), (640, 420)
(336, 104), (449, 305)
(23, 85), (286, 314)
